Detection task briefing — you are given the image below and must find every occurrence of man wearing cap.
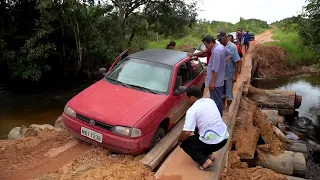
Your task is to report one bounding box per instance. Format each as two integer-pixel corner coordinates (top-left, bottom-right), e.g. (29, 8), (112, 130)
(203, 34), (232, 116)
(178, 86), (229, 170)
(218, 32), (241, 111)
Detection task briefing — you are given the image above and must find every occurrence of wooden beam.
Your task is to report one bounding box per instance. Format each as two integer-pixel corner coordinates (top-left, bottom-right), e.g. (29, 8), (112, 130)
(140, 118), (185, 170)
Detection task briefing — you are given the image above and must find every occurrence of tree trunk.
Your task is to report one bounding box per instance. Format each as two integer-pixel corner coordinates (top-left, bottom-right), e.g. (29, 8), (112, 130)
(261, 109), (279, 126)
(233, 97), (260, 159)
(257, 151), (306, 177)
(247, 85), (299, 115)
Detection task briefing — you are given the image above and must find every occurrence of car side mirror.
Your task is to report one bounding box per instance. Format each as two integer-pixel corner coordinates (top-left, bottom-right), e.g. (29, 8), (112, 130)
(99, 68), (107, 75)
(174, 76), (183, 95)
(174, 86), (186, 95)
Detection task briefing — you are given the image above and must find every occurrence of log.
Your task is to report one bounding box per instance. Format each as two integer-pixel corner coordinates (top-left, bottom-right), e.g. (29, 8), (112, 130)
(293, 152), (306, 177)
(253, 109), (274, 144)
(286, 175), (307, 180)
(261, 110), (279, 126)
(247, 85), (299, 111)
(233, 97), (260, 159)
(295, 95), (302, 109)
(273, 126), (293, 144)
(287, 143), (308, 154)
(257, 151), (306, 176)
(140, 118), (184, 170)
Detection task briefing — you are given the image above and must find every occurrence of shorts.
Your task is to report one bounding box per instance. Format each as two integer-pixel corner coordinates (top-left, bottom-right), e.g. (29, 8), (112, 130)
(221, 79), (233, 101)
(244, 41), (249, 46)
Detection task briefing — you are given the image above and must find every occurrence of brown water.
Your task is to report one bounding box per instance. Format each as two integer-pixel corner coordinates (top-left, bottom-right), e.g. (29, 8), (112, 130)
(0, 82), (94, 139)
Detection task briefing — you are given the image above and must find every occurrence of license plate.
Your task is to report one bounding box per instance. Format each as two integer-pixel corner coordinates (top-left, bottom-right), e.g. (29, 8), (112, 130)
(80, 126), (103, 143)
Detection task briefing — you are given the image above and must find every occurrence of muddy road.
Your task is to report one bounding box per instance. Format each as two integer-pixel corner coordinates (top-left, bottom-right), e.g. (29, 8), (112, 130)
(0, 30), (275, 180)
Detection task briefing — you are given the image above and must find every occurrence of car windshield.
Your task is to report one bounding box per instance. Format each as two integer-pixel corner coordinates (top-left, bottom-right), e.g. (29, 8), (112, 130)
(105, 58), (172, 94)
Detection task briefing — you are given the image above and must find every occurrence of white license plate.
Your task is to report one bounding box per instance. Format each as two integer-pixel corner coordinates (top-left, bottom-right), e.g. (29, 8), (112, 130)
(80, 126), (103, 143)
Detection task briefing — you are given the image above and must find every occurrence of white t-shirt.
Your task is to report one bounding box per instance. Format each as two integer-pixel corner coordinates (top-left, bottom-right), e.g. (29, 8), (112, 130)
(183, 98), (229, 144)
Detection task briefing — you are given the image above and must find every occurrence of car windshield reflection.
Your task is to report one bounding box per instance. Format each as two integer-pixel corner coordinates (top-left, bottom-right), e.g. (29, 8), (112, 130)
(105, 58), (172, 94)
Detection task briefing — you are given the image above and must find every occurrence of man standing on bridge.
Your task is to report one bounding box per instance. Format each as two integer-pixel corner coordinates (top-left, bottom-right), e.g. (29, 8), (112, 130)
(178, 86), (229, 170)
(203, 35), (232, 116)
(217, 32), (241, 111)
(243, 30), (251, 53)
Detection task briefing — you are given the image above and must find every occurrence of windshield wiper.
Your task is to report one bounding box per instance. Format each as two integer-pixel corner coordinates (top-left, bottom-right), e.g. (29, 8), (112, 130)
(126, 84), (158, 94)
(106, 78), (130, 88)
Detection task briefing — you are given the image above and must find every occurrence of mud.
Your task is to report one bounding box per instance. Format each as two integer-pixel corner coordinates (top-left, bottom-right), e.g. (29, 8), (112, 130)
(221, 152), (287, 180)
(232, 97), (260, 159)
(251, 45), (291, 78)
(35, 147), (154, 180)
(0, 129), (72, 179)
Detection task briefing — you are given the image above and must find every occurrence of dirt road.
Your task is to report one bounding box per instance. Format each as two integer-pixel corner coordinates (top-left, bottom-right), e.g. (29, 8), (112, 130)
(0, 29), (276, 180)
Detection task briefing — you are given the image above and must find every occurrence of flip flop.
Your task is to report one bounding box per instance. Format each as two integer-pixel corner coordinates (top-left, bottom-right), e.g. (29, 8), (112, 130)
(198, 165), (214, 171)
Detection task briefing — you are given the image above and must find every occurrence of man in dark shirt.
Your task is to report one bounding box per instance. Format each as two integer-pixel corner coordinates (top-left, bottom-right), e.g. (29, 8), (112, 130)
(243, 30), (251, 53)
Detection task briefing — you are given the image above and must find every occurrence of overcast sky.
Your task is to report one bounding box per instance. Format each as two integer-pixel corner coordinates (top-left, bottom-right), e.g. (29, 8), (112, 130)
(197, 0), (307, 24)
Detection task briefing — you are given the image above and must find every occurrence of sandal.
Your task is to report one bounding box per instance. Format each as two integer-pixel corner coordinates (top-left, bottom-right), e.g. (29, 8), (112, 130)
(198, 165), (214, 171)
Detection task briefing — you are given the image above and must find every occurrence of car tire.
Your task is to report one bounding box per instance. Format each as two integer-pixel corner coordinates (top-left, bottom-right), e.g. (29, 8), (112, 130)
(150, 127), (166, 149)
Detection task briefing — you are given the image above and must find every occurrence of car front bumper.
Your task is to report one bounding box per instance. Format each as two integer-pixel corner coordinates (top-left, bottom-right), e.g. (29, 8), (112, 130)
(62, 113), (154, 154)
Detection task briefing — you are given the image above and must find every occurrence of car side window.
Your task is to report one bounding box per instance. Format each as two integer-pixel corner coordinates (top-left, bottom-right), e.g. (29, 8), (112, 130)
(177, 62), (191, 85)
(189, 59), (203, 79)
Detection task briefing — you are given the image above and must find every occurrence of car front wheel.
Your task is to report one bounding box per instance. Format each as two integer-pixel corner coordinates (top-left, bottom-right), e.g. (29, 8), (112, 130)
(150, 127), (166, 149)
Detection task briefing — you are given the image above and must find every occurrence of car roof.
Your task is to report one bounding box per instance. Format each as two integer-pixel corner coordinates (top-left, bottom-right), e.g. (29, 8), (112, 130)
(127, 49), (187, 66)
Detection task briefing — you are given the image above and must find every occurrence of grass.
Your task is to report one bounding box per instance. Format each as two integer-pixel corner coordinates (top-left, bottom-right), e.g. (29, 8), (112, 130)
(264, 29), (317, 67)
(147, 35), (200, 49)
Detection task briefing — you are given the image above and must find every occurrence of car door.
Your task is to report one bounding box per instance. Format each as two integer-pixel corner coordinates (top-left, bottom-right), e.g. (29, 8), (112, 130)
(108, 48), (129, 72)
(168, 58), (205, 126)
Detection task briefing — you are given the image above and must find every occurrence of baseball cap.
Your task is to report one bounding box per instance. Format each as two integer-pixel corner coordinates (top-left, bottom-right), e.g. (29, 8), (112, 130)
(217, 31), (227, 41)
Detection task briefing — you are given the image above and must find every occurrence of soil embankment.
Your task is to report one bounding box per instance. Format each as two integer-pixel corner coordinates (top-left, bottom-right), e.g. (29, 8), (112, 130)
(0, 121), (154, 180)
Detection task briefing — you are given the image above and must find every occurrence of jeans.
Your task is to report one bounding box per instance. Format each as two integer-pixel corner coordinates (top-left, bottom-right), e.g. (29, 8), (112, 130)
(209, 86), (224, 116)
(221, 79), (233, 101)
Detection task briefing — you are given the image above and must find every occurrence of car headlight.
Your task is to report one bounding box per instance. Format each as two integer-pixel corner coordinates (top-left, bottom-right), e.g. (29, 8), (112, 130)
(64, 105), (76, 118)
(112, 126), (141, 137)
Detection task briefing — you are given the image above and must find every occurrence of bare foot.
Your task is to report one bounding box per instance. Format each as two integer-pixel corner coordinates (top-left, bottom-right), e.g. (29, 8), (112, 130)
(208, 154), (215, 161)
(201, 159), (213, 168)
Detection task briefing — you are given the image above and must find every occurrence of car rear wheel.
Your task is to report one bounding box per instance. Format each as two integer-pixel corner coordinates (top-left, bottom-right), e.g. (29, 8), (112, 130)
(150, 127), (166, 149)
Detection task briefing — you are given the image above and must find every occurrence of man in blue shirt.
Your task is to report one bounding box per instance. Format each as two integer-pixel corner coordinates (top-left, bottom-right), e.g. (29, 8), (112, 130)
(203, 35), (232, 116)
(243, 30), (251, 53)
(217, 32), (241, 111)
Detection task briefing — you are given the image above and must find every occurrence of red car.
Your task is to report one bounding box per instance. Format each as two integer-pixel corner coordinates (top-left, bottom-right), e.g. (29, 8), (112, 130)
(62, 49), (205, 154)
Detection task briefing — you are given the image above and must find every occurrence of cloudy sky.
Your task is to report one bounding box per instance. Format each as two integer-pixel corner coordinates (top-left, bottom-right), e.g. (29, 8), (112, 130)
(197, 0), (307, 24)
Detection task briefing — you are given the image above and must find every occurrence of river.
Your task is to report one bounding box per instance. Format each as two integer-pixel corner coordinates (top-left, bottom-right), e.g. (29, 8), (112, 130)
(253, 73), (320, 142)
(0, 81), (95, 139)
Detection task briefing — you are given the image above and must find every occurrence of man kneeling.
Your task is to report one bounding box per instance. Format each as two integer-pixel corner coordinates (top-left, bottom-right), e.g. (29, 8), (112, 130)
(178, 86), (229, 170)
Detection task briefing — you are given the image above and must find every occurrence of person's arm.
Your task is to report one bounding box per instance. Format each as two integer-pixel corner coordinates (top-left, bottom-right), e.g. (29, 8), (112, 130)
(178, 110), (196, 144)
(232, 47), (241, 81)
(225, 47), (232, 61)
(188, 50), (207, 57)
(209, 50), (222, 89)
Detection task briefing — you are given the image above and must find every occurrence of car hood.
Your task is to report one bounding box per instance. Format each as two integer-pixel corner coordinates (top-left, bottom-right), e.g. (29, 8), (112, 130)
(68, 79), (166, 127)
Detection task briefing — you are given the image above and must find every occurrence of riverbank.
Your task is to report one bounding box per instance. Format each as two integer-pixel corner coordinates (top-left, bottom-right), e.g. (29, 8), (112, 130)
(251, 44), (319, 79)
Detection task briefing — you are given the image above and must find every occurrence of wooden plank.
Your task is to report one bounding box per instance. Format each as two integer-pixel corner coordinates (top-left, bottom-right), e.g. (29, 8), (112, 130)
(140, 118), (185, 170)
(257, 151), (294, 175)
(293, 152), (306, 177)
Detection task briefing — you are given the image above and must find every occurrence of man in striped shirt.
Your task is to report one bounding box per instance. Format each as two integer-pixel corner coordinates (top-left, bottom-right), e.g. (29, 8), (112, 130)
(178, 86), (229, 170)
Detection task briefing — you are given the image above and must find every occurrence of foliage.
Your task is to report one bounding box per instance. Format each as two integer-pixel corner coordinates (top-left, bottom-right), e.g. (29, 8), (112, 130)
(148, 17), (270, 49)
(0, 0), (199, 83)
(299, 0), (320, 57)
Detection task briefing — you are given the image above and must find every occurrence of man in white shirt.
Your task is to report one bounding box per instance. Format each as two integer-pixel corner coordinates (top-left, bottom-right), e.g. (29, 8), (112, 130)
(178, 86), (229, 170)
